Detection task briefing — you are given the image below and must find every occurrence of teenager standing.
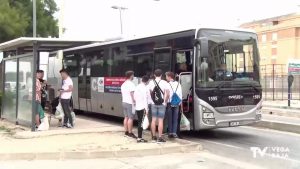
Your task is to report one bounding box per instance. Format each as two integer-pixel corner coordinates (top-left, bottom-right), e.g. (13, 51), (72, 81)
(59, 69), (74, 128)
(148, 69), (170, 143)
(121, 71), (137, 139)
(134, 76), (150, 143)
(166, 72), (182, 138)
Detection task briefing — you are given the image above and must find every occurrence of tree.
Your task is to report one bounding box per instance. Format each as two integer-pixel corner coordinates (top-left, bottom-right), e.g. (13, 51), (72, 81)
(0, 0), (58, 43)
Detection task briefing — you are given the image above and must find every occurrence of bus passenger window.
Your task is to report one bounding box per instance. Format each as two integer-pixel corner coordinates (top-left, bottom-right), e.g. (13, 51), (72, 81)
(63, 54), (80, 77)
(175, 50), (193, 74)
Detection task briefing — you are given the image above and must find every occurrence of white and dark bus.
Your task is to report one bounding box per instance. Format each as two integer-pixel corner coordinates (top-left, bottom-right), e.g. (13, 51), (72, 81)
(48, 28), (262, 130)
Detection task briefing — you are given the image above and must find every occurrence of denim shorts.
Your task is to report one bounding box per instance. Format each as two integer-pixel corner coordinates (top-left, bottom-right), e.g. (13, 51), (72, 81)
(122, 102), (134, 119)
(151, 104), (166, 118)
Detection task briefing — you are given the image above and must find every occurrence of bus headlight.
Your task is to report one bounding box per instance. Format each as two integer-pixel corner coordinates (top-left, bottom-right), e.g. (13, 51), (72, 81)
(202, 107), (214, 118)
(203, 118), (216, 125)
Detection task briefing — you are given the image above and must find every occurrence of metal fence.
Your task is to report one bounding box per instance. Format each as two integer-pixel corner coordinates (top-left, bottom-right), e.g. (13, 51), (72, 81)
(260, 64), (300, 100)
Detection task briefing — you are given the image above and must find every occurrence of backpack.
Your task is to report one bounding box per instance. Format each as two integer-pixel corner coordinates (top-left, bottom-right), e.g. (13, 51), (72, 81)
(170, 82), (181, 106)
(151, 80), (164, 105)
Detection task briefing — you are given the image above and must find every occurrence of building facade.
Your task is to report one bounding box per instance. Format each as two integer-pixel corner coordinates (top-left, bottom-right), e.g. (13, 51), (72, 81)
(240, 13), (300, 74)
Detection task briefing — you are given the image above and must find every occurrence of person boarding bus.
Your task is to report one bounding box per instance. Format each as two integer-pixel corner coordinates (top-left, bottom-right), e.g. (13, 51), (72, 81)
(148, 69), (170, 143)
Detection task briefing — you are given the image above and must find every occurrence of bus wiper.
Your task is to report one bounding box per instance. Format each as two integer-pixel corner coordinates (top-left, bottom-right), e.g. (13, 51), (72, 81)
(216, 82), (227, 90)
(249, 83), (261, 92)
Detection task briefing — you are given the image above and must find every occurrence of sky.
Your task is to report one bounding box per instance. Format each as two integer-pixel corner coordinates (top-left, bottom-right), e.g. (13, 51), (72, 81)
(48, 0), (300, 40)
(56, 0), (300, 40)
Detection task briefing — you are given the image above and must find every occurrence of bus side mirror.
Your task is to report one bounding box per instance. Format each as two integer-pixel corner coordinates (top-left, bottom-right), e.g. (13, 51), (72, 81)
(193, 39), (201, 46)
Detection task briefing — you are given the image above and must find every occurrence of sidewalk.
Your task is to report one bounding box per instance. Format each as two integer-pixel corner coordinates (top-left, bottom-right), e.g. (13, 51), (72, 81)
(0, 116), (202, 161)
(254, 114), (300, 134)
(262, 100), (300, 110)
(251, 100), (300, 134)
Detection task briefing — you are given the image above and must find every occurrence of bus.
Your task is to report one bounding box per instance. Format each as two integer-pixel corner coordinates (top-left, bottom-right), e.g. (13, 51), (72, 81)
(48, 28), (262, 130)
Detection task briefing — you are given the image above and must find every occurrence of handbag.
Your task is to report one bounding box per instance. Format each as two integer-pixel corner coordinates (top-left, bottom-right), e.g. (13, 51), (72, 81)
(180, 113), (190, 131)
(55, 102), (64, 119)
(142, 111), (149, 130)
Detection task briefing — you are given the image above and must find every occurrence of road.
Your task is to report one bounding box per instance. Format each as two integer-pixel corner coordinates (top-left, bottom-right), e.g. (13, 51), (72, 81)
(1, 113), (300, 169)
(182, 126), (300, 169)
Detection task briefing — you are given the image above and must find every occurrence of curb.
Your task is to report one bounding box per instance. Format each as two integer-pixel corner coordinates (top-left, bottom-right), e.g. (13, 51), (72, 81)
(0, 141), (202, 161)
(253, 120), (300, 134)
(262, 107), (300, 118)
(262, 105), (300, 111)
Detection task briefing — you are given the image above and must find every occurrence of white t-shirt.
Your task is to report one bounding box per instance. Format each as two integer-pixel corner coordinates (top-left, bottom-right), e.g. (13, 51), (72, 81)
(168, 80), (183, 103)
(134, 83), (150, 111)
(61, 77), (73, 99)
(121, 80), (136, 104)
(148, 78), (170, 105)
(146, 84), (153, 104)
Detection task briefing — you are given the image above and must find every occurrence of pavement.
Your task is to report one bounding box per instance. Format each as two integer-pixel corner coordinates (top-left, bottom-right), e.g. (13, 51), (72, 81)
(0, 152), (267, 169)
(262, 100), (300, 110)
(0, 115), (202, 161)
(252, 100), (300, 134)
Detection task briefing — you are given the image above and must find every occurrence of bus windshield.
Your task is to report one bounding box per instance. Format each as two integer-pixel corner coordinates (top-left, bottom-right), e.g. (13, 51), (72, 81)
(196, 29), (260, 88)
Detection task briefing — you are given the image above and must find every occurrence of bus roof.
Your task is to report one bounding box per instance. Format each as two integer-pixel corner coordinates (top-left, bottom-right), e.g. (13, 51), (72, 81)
(62, 27), (256, 53)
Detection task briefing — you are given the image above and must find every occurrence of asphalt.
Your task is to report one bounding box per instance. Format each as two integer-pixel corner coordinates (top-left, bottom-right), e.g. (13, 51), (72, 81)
(183, 126), (300, 169)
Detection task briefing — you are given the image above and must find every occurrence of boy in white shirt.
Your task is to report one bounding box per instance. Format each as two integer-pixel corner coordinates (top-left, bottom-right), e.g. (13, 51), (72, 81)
(59, 69), (74, 128)
(121, 71), (137, 139)
(166, 71), (183, 138)
(148, 69), (170, 143)
(134, 76), (150, 143)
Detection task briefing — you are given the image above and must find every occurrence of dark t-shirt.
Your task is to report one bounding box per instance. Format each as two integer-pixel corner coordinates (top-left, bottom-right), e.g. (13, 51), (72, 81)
(39, 78), (47, 99)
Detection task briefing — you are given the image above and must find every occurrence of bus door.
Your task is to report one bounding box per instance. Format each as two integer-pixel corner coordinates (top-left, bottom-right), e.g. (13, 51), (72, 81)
(179, 72), (192, 114)
(174, 49), (193, 107)
(153, 47), (172, 74)
(78, 54), (92, 112)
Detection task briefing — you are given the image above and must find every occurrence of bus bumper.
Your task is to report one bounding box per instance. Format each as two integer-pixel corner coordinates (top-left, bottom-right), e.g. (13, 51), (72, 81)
(194, 98), (262, 130)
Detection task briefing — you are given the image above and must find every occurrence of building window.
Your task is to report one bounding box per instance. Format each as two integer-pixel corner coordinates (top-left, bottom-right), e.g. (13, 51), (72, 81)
(262, 34), (267, 43)
(272, 33), (277, 41)
(272, 48), (277, 56)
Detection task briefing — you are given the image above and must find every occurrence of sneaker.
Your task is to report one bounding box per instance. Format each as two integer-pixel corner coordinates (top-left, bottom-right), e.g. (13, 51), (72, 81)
(124, 131), (129, 137)
(128, 133), (137, 139)
(137, 138), (148, 143)
(152, 136), (157, 143)
(157, 137), (166, 144)
(168, 134), (174, 139)
(172, 134), (178, 138)
(66, 123), (73, 128)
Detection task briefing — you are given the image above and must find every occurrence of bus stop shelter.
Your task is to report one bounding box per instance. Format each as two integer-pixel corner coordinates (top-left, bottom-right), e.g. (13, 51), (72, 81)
(0, 37), (99, 131)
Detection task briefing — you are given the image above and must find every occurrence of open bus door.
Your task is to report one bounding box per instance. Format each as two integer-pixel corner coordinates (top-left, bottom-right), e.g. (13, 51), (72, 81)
(178, 72), (193, 119)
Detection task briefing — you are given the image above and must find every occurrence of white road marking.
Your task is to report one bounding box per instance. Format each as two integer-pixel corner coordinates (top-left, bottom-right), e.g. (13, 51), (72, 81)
(195, 139), (300, 164)
(240, 126), (300, 137)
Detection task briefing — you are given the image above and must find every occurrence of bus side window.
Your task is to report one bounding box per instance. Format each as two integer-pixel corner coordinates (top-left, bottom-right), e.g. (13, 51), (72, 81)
(63, 54), (80, 77)
(91, 50), (107, 77)
(175, 50), (193, 74)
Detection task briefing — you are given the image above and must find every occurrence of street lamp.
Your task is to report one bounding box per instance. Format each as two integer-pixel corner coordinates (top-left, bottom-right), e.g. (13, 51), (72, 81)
(111, 5), (128, 35)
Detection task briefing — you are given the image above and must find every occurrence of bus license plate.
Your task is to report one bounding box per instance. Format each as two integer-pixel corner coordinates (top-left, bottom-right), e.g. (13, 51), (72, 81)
(230, 121), (240, 126)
